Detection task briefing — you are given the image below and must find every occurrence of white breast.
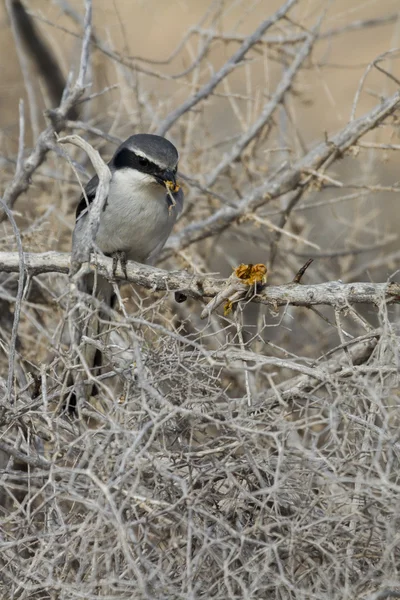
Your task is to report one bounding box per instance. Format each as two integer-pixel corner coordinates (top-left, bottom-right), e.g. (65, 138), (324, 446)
(94, 169), (177, 263)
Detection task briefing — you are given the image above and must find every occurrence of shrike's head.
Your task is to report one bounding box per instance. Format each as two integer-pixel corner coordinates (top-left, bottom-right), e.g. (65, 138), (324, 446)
(110, 134), (179, 190)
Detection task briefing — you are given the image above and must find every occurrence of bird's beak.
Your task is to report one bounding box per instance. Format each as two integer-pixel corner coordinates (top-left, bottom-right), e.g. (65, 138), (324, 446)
(156, 170), (180, 193)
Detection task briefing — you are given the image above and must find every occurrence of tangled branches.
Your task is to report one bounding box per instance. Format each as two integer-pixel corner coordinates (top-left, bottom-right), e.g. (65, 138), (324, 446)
(1, 1), (400, 598)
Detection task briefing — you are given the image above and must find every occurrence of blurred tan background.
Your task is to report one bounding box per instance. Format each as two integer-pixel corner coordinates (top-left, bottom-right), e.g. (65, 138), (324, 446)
(1, 0), (399, 137)
(1, 0), (399, 289)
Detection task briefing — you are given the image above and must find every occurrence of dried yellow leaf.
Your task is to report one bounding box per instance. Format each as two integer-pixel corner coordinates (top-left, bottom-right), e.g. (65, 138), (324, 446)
(234, 263), (267, 285)
(224, 299), (233, 316)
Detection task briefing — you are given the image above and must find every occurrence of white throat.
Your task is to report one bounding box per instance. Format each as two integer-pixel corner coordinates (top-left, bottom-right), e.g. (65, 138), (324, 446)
(93, 167), (173, 263)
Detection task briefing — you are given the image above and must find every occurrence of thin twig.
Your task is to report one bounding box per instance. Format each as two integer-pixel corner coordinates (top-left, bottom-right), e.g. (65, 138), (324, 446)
(0, 0), (93, 223)
(162, 89), (400, 259)
(155, 0), (298, 136)
(0, 202), (26, 404)
(204, 20), (320, 187)
(16, 100), (25, 178)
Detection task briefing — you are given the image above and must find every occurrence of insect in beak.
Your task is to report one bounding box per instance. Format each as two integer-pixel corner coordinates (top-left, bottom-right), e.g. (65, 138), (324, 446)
(165, 181), (179, 212)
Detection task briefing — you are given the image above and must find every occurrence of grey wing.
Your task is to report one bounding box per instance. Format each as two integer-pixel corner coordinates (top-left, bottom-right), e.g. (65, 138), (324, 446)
(75, 173), (100, 221)
(72, 173), (103, 265)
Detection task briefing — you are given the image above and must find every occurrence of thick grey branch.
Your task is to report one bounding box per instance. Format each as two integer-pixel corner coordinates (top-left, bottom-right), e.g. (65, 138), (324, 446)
(162, 90), (400, 258)
(0, 251), (398, 310)
(204, 20), (319, 187)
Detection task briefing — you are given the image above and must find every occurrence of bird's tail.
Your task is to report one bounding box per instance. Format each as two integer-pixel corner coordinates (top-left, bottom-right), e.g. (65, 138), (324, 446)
(66, 273), (114, 413)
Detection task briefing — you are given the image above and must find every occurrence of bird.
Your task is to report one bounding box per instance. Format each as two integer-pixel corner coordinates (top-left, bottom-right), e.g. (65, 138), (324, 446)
(73, 134), (183, 268)
(69, 133), (183, 406)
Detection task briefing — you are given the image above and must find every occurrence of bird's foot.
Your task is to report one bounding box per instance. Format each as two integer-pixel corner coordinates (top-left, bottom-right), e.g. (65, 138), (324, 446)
(112, 251), (128, 279)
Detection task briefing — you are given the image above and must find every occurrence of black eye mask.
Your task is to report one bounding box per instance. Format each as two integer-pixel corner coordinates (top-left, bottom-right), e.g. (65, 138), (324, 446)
(114, 148), (160, 177)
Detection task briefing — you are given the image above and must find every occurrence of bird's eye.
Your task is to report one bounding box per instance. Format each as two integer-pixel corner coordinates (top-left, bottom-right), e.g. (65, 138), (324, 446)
(138, 157), (149, 167)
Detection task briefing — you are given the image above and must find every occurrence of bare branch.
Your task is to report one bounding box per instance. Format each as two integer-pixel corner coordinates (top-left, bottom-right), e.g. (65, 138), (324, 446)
(204, 18), (321, 187)
(0, 439), (51, 470)
(155, 0), (298, 136)
(0, 0), (93, 223)
(6, 0), (40, 139)
(76, 0), (92, 89)
(58, 134), (111, 266)
(0, 251), (398, 311)
(196, 14), (400, 47)
(163, 90), (400, 258)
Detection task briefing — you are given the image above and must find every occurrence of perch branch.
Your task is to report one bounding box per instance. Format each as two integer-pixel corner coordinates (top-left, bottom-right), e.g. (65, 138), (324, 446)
(0, 252), (398, 313)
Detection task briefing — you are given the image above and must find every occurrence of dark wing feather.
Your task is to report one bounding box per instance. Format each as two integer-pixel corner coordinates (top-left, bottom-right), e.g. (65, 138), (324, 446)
(75, 173), (100, 219)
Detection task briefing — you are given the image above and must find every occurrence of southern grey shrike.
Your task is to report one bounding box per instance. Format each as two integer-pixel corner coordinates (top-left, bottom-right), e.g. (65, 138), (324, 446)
(73, 133), (183, 273)
(70, 134), (183, 403)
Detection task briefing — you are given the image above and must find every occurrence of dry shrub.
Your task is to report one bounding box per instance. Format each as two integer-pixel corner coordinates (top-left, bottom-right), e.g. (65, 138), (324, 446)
(1, 1), (400, 598)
